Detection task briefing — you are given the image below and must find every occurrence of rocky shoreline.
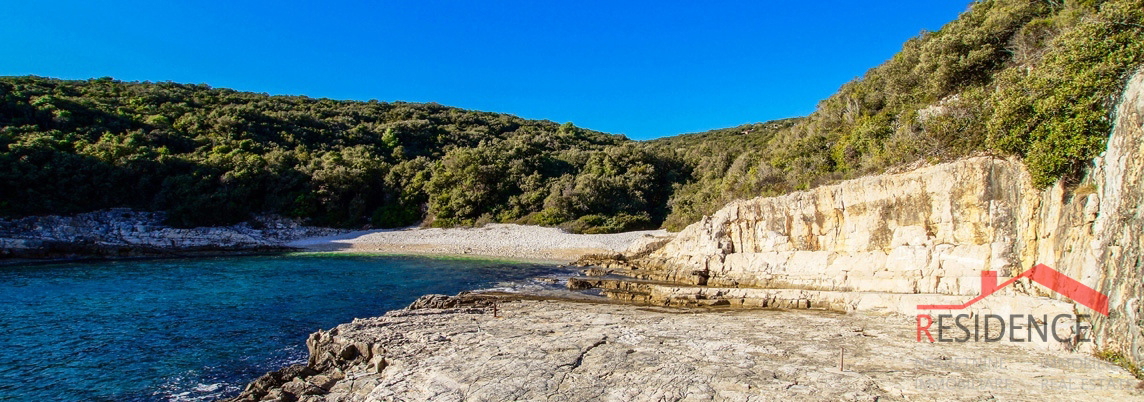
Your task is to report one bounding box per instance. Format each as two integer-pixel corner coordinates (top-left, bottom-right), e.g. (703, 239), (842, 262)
(0, 209), (344, 260)
(225, 293), (1141, 401)
(0, 210), (674, 264)
(225, 70), (1144, 401)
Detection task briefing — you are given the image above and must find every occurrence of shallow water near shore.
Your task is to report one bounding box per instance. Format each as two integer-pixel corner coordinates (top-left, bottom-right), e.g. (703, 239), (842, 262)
(0, 254), (563, 401)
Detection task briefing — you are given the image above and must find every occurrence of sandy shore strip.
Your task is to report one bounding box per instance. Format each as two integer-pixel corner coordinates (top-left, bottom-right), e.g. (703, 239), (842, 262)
(286, 223), (672, 263)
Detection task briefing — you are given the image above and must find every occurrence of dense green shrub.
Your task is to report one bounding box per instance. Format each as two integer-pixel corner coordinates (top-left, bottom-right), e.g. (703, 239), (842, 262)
(789, 0), (1143, 187)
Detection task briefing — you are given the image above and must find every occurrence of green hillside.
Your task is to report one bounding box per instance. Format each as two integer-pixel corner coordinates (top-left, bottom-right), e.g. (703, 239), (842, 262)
(785, 0), (1143, 187)
(0, 77), (680, 231)
(654, 0), (1143, 229)
(644, 119), (801, 230)
(2, 0), (1141, 232)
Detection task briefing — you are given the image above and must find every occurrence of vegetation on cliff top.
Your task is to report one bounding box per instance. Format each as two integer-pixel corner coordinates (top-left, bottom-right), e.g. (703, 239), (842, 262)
(790, 0), (1144, 187)
(648, 0), (1144, 229)
(2, 0), (1141, 231)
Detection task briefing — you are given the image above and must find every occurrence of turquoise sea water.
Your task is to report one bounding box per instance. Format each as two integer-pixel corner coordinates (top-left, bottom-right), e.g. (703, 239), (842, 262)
(0, 254), (561, 401)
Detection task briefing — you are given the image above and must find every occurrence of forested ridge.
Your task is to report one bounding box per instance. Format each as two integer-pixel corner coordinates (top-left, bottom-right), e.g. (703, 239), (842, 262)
(2, 0), (1142, 232)
(0, 76), (684, 232)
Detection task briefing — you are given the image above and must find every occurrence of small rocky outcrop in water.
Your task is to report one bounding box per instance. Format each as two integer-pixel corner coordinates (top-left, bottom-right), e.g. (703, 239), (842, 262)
(227, 294), (1140, 401)
(0, 209), (343, 259)
(404, 292), (502, 310)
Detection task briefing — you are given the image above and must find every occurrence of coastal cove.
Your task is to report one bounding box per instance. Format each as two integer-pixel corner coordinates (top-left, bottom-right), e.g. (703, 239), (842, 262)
(3, 0), (1144, 400)
(0, 253), (565, 401)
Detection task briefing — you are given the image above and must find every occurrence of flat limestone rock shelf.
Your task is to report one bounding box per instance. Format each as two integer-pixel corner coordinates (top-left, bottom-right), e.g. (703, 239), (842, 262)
(229, 296), (1140, 401)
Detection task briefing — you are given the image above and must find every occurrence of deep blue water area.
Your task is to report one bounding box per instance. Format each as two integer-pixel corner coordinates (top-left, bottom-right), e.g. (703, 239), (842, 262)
(0, 253), (561, 401)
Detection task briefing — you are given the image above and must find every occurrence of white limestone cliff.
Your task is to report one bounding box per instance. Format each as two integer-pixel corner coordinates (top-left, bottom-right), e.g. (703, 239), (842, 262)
(623, 70), (1144, 361)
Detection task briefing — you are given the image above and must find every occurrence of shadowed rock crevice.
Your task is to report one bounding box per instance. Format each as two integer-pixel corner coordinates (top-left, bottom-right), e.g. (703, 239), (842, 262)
(565, 337), (607, 371)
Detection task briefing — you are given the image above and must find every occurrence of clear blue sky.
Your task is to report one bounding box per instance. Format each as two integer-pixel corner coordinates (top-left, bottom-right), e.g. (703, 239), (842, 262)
(0, 1), (970, 140)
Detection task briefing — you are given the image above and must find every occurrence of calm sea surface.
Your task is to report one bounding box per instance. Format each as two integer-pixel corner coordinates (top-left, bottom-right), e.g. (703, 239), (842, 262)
(0, 253), (561, 401)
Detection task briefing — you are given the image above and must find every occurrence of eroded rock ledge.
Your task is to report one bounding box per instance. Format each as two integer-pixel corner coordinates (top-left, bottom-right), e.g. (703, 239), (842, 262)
(228, 294), (1139, 401)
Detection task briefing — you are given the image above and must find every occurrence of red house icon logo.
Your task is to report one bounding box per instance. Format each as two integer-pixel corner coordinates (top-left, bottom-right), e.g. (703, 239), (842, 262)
(916, 264), (1109, 316)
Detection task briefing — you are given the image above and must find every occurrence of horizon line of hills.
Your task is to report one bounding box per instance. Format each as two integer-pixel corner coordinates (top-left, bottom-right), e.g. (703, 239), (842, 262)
(2, 0), (1142, 233)
(6, 75), (799, 142)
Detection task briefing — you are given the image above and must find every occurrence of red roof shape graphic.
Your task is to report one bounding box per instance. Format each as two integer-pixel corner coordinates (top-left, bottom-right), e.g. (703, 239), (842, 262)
(916, 264), (1109, 316)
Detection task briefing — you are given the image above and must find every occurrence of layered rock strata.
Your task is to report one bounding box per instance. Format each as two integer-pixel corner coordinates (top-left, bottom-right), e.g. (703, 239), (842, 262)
(571, 71), (1144, 361)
